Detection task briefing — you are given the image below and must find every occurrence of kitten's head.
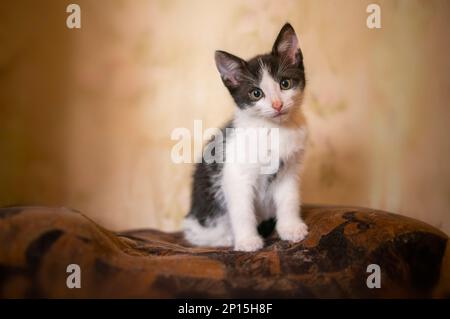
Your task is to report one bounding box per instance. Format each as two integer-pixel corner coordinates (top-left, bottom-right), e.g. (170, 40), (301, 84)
(215, 23), (305, 122)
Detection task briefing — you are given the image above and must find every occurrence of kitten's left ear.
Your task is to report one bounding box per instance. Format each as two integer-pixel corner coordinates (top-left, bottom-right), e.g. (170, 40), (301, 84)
(272, 23), (303, 65)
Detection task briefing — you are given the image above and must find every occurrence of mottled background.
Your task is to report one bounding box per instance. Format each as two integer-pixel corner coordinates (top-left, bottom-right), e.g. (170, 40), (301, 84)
(0, 0), (449, 234)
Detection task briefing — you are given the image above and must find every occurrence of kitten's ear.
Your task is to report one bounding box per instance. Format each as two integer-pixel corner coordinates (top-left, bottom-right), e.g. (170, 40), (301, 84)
(215, 50), (247, 87)
(272, 23), (302, 65)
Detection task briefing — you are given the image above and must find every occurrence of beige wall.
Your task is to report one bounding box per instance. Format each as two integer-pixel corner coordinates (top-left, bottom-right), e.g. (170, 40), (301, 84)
(1, 0), (449, 234)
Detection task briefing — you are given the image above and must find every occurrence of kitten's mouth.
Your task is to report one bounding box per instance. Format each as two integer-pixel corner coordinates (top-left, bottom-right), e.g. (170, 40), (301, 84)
(272, 110), (288, 118)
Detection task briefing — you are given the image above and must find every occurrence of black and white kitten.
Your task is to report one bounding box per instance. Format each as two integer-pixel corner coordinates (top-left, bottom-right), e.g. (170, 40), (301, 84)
(184, 23), (308, 252)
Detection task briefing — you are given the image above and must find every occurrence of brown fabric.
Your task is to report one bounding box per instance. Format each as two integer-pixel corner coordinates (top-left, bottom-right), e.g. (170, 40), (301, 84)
(0, 205), (448, 298)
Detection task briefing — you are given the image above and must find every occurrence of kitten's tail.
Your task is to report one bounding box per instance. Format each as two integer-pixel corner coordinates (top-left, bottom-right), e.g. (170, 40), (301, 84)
(183, 215), (233, 247)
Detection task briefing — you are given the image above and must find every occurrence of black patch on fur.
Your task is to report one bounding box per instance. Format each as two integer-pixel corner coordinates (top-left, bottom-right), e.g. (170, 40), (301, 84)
(187, 121), (234, 226)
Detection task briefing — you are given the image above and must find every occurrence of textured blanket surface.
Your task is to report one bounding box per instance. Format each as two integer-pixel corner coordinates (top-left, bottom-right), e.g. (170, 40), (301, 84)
(0, 205), (448, 298)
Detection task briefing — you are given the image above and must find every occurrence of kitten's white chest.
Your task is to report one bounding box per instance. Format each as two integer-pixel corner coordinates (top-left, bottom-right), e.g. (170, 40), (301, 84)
(233, 112), (307, 164)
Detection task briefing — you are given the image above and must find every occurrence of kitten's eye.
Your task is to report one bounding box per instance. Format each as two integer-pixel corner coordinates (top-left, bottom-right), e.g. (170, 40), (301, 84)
(249, 88), (264, 101)
(280, 79), (292, 90)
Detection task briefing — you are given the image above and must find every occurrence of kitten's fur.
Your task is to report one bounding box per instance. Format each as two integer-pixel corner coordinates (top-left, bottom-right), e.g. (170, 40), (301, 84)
(184, 23), (308, 252)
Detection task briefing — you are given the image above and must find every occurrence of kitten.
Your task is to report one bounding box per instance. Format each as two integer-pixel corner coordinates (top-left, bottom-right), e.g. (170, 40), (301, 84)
(183, 23), (308, 252)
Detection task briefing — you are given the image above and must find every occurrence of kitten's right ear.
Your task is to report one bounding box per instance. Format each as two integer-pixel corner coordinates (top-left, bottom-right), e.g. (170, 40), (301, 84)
(215, 50), (247, 87)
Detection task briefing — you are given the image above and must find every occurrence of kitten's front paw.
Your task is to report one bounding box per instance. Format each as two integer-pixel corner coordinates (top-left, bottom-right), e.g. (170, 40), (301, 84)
(277, 221), (308, 242)
(234, 235), (264, 252)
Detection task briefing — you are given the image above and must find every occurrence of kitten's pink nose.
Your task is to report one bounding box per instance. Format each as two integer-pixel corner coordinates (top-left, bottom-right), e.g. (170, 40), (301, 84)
(272, 100), (283, 112)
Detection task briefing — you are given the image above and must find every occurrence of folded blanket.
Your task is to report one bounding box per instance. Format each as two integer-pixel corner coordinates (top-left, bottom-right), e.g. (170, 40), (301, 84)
(0, 205), (448, 298)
